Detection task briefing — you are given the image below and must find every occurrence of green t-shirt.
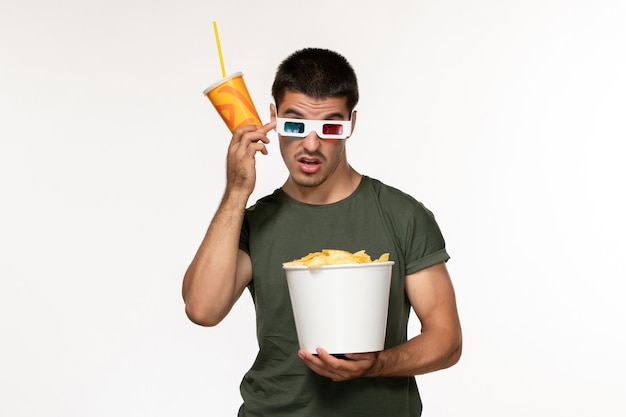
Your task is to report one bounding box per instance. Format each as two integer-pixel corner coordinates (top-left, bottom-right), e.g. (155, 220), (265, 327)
(238, 176), (449, 417)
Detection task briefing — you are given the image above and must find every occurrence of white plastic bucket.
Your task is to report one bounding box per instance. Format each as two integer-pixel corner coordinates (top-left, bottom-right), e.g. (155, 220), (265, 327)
(284, 261), (394, 354)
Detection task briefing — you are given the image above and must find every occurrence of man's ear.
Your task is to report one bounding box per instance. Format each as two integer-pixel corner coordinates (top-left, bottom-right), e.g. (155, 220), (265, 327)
(350, 110), (357, 135)
(270, 103), (277, 122)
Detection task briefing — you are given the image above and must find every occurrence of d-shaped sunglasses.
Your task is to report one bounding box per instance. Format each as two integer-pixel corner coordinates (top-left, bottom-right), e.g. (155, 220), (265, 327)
(275, 117), (352, 139)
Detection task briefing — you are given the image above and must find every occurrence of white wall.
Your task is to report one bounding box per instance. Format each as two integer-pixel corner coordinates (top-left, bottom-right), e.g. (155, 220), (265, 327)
(1, 0), (624, 416)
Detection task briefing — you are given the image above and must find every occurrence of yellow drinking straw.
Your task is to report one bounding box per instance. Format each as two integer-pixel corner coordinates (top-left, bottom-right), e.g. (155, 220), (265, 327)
(213, 21), (226, 78)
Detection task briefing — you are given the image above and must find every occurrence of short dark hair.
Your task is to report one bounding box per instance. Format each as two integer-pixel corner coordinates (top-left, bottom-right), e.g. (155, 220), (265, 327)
(272, 48), (359, 113)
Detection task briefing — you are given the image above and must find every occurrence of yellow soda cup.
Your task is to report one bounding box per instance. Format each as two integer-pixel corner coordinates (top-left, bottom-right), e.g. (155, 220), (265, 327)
(203, 72), (262, 132)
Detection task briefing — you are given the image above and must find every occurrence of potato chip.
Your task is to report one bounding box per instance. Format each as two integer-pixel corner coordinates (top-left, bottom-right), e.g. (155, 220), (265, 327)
(375, 253), (389, 262)
(283, 249), (390, 267)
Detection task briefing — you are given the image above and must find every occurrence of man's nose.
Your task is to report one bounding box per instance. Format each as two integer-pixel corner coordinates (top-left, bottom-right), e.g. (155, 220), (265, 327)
(301, 131), (321, 151)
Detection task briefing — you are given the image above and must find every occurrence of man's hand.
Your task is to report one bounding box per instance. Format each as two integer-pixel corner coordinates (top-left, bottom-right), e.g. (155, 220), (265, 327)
(298, 348), (380, 382)
(226, 121), (276, 196)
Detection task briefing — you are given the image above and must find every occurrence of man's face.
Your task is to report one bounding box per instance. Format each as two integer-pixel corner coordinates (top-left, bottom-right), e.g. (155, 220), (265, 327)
(272, 91), (355, 189)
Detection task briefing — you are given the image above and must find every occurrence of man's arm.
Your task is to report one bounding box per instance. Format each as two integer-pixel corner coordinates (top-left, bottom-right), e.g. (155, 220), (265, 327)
(182, 122), (275, 327)
(371, 261), (462, 375)
(298, 262), (462, 381)
(182, 194), (252, 327)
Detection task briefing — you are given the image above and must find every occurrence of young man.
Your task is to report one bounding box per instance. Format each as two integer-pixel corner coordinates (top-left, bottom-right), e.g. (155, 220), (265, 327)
(183, 48), (462, 416)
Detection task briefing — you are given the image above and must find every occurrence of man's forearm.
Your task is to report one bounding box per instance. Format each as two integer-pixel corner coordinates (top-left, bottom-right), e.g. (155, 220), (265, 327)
(182, 189), (250, 326)
(371, 328), (462, 377)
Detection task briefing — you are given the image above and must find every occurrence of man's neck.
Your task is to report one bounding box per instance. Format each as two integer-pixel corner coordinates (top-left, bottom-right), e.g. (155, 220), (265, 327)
(282, 167), (362, 205)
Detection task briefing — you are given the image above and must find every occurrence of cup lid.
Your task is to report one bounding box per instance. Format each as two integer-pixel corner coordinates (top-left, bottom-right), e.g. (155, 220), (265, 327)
(203, 72), (244, 95)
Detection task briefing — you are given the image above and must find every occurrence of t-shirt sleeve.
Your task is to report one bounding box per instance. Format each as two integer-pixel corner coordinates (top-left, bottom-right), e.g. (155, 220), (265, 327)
(403, 201), (450, 275)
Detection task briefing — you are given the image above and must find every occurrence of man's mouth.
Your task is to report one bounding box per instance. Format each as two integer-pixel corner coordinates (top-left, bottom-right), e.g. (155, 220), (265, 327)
(299, 157), (320, 165)
(297, 156), (322, 173)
